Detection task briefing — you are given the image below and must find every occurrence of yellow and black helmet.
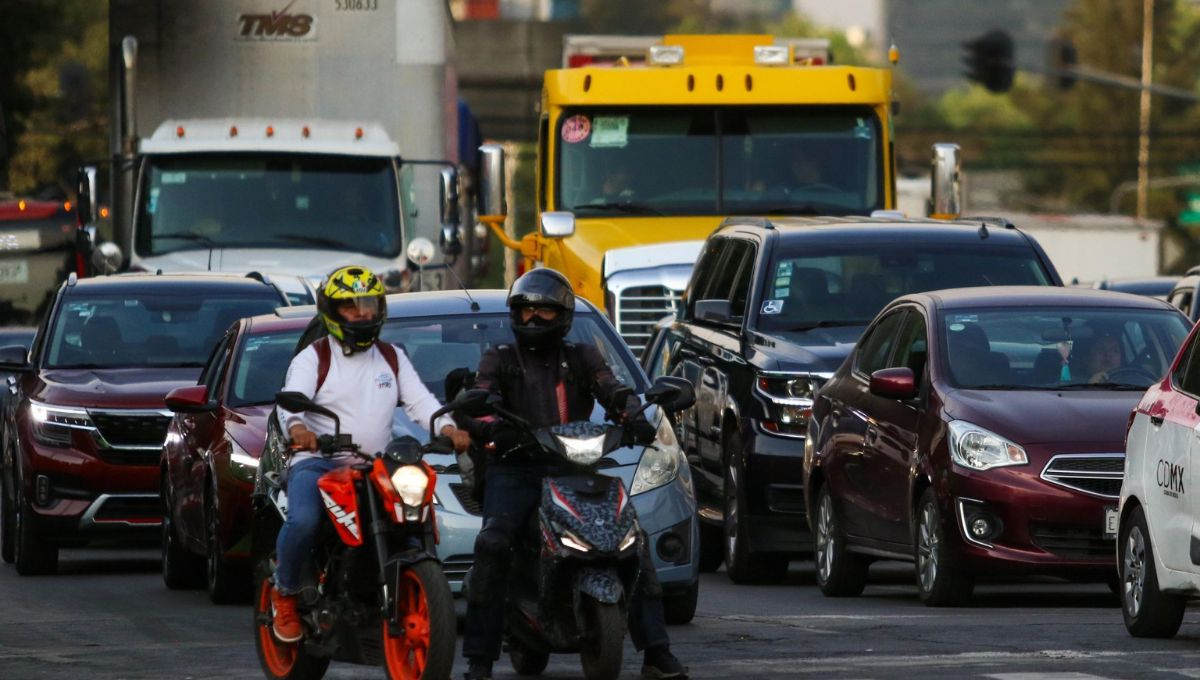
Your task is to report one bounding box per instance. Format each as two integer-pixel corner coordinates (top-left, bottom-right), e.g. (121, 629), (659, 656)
(317, 266), (386, 354)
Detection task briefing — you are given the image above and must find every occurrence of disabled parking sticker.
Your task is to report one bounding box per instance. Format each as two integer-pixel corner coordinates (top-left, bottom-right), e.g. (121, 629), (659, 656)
(561, 115), (591, 143)
(761, 299), (784, 315)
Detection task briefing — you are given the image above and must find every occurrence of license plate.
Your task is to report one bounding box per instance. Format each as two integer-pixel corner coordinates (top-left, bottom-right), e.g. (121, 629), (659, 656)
(0, 259), (29, 284)
(1104, 507), (1119, 539)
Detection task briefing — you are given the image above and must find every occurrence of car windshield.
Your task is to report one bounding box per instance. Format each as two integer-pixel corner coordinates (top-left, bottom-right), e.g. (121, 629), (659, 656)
(136, 153), (403, 259)
(757, 245), (1053, 332)
(228, 329), (306, 407)
(557, 106), (882, 217)
(45, 294), (281, 369)
(940, 306), (1190, 390)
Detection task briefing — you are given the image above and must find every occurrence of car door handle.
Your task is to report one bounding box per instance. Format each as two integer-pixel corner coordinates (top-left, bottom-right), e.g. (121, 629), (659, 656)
(1150, 414), (1164, 426)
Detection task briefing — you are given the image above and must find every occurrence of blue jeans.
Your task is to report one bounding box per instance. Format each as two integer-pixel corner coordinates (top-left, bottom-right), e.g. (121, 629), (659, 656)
(274, 457), (343, 594)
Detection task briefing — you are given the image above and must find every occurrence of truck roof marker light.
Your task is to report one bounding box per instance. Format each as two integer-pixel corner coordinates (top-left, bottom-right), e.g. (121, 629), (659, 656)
(583, 74), (592, 92)
(745, 74), (753, 92)
(753, 45), (789, 66)
(302, 125), (310, 138)
(175, 126), (185, 138)
(355, 127), (364, 140)
(648, 45), (684, 66)
(848, 74), (857, 91)
(567, 54), (594, 68)
(266, 125), (275, 138)
(229, 125), (238, 137)
(687, 74), (694, 92)
(716, 74), (724, 92)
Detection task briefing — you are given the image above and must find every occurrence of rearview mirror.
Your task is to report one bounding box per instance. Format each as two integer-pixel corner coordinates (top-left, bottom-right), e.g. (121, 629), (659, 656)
(869, 368), (917, 400)
(478, 144), (506, 217)
(77, 165), (97, 226)
(694, 299), (733, 324)
(0, 344), (31, 373)
(92, 241), (123, 275)
(540, 211), (575, 238)
(646, 376), (696, 412)
(164, 385), (216, 413)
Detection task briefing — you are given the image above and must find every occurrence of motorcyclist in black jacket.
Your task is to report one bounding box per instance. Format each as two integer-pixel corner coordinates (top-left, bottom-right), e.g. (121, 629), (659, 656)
(461, 268), (688, 680)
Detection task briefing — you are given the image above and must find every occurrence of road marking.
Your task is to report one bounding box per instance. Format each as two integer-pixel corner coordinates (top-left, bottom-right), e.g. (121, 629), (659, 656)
(986, 674), (1113, 680)
(699, 649), (1135, 674)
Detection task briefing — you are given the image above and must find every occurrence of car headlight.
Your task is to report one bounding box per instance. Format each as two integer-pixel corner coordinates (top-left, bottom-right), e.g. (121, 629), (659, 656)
(556, 433), (606, 466)
(29, 400), (93, 447)
(948, 420), (1028, 471)
(390, 464), (429, 506)
(630, 416), (682, 495)
(229, 438), (259, 482)
(755, 373), (822, 436)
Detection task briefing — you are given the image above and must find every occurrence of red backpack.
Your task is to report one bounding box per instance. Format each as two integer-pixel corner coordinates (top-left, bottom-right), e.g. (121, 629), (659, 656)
(312, 337), (403, 405)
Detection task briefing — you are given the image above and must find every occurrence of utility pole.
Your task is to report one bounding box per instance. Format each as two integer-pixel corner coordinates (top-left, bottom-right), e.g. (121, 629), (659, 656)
(1137, 0), (1154, 222)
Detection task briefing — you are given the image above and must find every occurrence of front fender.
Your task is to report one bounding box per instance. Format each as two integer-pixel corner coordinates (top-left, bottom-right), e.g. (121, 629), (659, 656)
(573, 566), (625, 605)
(384, 549), (441, 587)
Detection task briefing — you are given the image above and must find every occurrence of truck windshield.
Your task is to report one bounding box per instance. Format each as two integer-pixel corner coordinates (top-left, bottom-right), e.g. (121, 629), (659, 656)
(136, 154), (402, 258)
(556, 106), (882, 217)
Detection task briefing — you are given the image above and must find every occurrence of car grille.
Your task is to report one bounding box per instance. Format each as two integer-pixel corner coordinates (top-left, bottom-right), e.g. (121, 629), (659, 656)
(449, 483), (483, 516)
(614, 285), (683, 354)
(1030, 524), (1114, 558)
(442, 554), (474, 585)
(1040, 454), (1123, 499)
(90, 411), (172, 450)
(95, 449), (161, 466)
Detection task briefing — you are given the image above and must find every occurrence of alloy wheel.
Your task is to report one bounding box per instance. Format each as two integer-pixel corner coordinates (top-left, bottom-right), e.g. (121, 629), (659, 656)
(724, 463), (739, 564)
(815, 492), (834, 583)
(917, 503), (939, 593)
(1123, 523), (1146, 618)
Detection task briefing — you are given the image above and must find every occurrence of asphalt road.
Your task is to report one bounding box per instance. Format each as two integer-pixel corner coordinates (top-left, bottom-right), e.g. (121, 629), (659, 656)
(3, 548), (1200, 679)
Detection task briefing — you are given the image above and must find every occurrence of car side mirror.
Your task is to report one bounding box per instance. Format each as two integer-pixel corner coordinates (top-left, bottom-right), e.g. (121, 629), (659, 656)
(164, 385), (217, 413)
(694, 299), (733, 324)
(645, 376), (696, 412)
(0, 344), (31, 372)
(869, 367), (917, 400)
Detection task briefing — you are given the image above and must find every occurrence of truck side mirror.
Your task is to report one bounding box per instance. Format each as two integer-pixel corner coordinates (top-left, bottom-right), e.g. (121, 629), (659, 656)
(77, 165), (97, 226)
(540, 212), (575, 238)
(92, 242), (123, 275)
(439, 167), (461, 228)
(929, 143), (961, 220)
(478, 144), (506, 218)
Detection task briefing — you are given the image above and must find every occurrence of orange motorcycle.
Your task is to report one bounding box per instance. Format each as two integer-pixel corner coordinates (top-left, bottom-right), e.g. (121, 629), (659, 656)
(251, 391), (455, 680)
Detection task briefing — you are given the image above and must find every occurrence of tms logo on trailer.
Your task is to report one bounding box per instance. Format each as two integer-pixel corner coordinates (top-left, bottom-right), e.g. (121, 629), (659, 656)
(237, 1), (316, 41)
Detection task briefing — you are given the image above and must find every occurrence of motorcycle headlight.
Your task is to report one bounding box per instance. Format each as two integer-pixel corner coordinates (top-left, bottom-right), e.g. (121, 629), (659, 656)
(948, 420), (1028, 471)
(561, 530), (592, 553)
(630, 416), (682, 495)
(390, 464), (429, 506)
(29, 400), (93, 447)
(619, 526), (638, 552)
(228, 438), (259, 482)
(556, 433), (606, 466)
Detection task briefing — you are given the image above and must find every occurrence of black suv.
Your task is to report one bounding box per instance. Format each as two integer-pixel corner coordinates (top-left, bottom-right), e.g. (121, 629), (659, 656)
(0, 273), (288, 574)
(643, 216), (1063, 583)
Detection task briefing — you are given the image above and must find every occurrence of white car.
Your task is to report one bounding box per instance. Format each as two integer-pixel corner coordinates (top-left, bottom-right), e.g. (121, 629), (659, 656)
(1120, 317), (1200, 637)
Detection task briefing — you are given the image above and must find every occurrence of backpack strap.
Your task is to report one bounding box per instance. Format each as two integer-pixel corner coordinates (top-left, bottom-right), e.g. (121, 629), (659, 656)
(314, 337), (332, 396)
(375, 340), (405, 407)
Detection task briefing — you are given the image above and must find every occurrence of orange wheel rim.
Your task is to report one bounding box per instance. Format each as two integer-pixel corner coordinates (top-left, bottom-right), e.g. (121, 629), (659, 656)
(382, 569), (430, 680)
(257, 578), (298, 677)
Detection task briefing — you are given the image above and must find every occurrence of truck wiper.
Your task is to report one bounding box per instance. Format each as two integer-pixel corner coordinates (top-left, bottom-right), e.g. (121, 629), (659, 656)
(789, 320), (870, 331)
(155, 232), (220, 249)
(277, 234), (352, 249)
(574, 202), (664, 216)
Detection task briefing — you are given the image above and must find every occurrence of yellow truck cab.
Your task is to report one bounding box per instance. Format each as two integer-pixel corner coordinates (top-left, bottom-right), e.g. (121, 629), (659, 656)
(480, 35), (950, 353)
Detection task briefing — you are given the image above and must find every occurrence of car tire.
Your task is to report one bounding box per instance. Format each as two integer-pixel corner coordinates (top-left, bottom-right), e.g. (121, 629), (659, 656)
(662, 580), (699, 625)
(509, 639), (550, 675)
(161, 479), (204, 590)
(206, 485), (251, 604)
(1120, 504), (1185, 638)
(697, 521), (724, 573)
(13, 478), (57, 576)
(723, 430), (788, 585)
(813, 483), (868, 597)
(914, 488), (973, 607)
(1, 470), (15, 564)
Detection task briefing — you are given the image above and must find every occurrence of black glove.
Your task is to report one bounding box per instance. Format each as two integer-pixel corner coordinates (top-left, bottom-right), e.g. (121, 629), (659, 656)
(626, 417), (657, 447)
(490, 422), (526, 457)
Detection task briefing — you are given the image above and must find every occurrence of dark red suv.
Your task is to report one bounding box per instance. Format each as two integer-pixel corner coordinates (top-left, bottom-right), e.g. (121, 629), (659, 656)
(161, 313), (308, 602)
(805, 287), (1190, 605)
(0, 273), (287, 574)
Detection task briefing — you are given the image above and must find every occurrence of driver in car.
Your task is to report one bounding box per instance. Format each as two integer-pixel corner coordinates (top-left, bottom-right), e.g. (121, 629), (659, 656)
(460, 268), (687, 680)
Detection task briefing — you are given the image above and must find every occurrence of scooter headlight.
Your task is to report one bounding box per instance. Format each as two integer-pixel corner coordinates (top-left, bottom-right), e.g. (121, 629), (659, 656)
(390, 465), (429, 506)
(555, 433), (606, 466)
(560, 530), (592, 553)
(619, 527), (638, 552)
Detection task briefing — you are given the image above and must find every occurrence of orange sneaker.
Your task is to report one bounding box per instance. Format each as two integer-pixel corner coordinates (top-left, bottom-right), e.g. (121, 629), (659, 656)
(271, 588), (302, 643)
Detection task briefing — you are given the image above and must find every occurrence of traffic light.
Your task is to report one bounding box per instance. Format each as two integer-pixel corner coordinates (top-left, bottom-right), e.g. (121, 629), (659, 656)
(963, 30), (1015, 93)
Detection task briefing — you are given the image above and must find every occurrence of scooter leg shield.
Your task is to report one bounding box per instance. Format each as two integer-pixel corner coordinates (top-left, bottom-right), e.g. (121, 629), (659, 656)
(574, 567), (625, 605)
(468, 525), (512, 606)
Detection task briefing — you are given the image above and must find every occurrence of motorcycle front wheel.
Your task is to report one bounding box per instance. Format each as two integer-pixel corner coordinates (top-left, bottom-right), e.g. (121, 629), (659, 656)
(579, 598), (625, 680)
(381, 559), (455, 680)
(253, 562), (330, 680)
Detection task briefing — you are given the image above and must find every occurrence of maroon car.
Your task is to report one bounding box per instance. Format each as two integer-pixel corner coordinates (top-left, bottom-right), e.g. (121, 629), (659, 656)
(0, 273), (287, 575)
(804, 287), (1190, 605)
(161, 313), (308, 602)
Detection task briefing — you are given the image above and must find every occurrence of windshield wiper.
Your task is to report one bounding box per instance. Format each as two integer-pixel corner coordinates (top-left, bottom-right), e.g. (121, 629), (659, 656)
(277, 234), (353, 249)
(573, 202), (664, 216)
(967, 384), (1060, 390)
(789, 320), (871, 331)
(1055, 381), (1147, 391)
(155, 232), (220, 249)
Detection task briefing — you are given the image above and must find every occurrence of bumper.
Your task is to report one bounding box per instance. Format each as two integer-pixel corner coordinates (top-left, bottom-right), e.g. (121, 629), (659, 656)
(629, 468), (699, 589)
(743, 423), (811, 554)
(431, 469), (483, 595)
(946, 465), (1116, 574)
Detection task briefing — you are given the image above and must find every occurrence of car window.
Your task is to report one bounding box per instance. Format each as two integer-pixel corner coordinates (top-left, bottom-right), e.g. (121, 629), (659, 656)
(199, 329), (237, 394)
(757, 244), (1052, 333)
(699, 239), (752, 304)
(1173, 329), (1200, 397)
(44, 293), (281, 369)
(729, 243), (757, 318)
(229, 329), (306, 406)
(855, 310), (907, 377)
(941, 306), (1189, 390)
(685, 239), (724, 318)
(890, 308), (928, 387)
(645, 331), (679, 381)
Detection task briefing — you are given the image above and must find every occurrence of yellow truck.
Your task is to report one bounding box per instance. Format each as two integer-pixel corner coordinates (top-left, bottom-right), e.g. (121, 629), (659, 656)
(479, 34), (959, 352)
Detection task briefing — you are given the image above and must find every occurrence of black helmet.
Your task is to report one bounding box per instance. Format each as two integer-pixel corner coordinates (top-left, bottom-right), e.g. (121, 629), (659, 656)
(507, 268), (574, 350)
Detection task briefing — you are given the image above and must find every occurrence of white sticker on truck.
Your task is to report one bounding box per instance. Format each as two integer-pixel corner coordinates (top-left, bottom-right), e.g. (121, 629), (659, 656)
(590, 116), (629, 148)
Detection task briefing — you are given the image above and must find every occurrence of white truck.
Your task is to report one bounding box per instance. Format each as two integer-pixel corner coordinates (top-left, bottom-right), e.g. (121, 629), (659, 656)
(77, 0), (470, 290)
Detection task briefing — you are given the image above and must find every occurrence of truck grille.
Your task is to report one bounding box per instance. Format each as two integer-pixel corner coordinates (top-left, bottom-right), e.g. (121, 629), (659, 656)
(615, 285), (683, 354)
(1040, 454), (1123, 499)
(90, 411), (172, 451)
